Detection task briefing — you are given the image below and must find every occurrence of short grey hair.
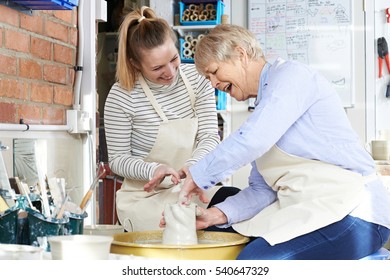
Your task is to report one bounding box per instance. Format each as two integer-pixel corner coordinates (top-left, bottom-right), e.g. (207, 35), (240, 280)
(194, 24), (264, 76)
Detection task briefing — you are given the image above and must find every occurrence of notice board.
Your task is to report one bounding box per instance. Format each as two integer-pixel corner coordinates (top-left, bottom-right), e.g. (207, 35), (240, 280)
(248, 0), (354, 107)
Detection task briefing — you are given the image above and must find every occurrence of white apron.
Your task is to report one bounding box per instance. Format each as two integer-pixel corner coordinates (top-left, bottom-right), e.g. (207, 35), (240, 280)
(116, 71), (219, 232)
(233, 145), (369, 245)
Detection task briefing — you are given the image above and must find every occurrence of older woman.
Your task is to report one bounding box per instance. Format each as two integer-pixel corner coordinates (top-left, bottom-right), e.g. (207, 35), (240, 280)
(174, 24), (390, 259)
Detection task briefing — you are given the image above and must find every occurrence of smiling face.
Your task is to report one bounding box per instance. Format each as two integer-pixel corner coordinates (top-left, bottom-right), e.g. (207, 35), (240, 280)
(138, 37), (180, 85)
(204, 56), (258, 101)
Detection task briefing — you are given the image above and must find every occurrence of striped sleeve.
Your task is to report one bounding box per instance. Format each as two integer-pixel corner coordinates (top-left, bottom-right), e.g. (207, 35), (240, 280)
(103, 83), (159, 181)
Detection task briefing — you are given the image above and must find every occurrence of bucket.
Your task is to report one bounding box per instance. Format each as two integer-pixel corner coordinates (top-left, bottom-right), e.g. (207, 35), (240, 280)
(26, 208), (68, 248)
(66, 212), (88, 235)
(0, 208), (18, 244)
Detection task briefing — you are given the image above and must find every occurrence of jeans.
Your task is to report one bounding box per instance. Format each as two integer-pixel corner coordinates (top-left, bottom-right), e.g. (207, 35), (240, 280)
(237, 215), (390, 260)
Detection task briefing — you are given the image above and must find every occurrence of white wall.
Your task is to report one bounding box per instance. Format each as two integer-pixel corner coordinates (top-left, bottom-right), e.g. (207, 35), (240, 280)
(369, 0), (390, 142)
(345, 0), (367, 144)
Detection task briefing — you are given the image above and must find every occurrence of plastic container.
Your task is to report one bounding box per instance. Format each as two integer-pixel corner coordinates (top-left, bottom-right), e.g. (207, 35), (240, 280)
(216, 89), (227, 110)
(83, 224), (124, 236)
(48, 235), (113, 260)
(66, 211), (88, 235)
(11, 0), (78, 10)
(26, 208), (68, 247)
(180, 1), (224, 26)
(0, 244), (43, 260)
(0, 208), (18, 244)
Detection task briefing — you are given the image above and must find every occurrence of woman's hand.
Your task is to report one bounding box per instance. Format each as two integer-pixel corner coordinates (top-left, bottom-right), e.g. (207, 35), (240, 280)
(159, 206), (228, 230)
(144, 164), (180, 192)
(178, 168), (209, 205)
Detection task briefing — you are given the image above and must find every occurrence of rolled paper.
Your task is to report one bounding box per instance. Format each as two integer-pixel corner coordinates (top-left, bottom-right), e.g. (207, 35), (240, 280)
(197, 34), (205, 40)
(206, 3), (214, 10)
(221, 14), (229, 24)
(184, 35), (193, 42)
(183, 48), (193, 58)
(190, 14), (198, 21)
(210, 9), (217, 16)
(182, 15), (190, 21)
(191, 38), (198, 47)
(189, 4), (196, 11)
(199, 14), (207, 21)
(183, 9), (191, 16)
(183, 41), (191, 49)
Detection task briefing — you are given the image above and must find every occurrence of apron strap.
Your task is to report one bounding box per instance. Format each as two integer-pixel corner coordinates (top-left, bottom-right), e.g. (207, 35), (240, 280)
(139, 75), (169, 122)
(180, 69), (196, 112)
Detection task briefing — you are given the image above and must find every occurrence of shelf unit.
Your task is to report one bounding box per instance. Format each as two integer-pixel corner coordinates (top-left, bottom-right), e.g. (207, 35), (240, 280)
(170, 0), (232, 184)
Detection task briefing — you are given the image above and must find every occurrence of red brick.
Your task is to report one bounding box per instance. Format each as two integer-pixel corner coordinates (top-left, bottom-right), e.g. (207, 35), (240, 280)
(45, 20), (68, 43)
(53, 10), (73, 25)
(42, 106), (64, 125)
(18, 103), (42, 124)
(0, 54), (17, 75)
(0, 78), (28, 100)
(31, 83), (53, 103)
(69, 67), (75, 85)
(20, 59), (42, 80)
(5, 30), (30, 53)
(21, 14), (44, 34)
(43, 64), (67, 84)
(54, 44), (74, 65)
(69, 26), (78, 46)
(31, 37), (52, 60)
(54, 85), (73, 106)
(0, 5), (19, 27)
(0, 102), (17, 123)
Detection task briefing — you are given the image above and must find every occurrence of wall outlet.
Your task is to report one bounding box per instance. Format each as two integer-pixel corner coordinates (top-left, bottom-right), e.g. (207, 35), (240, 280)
(66, 110), (91, 134)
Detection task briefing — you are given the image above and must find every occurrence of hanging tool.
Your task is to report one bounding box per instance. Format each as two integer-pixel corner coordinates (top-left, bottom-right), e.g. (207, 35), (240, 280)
(79, 162), (106, 212)
(377, 37), (390, 78)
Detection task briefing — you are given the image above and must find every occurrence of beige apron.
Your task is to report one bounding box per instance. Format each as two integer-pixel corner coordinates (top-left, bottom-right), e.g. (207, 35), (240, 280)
(233, 145), (368, 245)
(116, 71), (219, 232)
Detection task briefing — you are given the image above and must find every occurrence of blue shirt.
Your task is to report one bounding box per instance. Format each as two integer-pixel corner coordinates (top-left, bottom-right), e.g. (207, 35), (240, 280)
(189, 58), (386, 227)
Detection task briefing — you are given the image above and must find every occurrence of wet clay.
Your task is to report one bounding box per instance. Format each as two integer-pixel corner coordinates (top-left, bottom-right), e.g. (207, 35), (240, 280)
(162, 203), (198, 245)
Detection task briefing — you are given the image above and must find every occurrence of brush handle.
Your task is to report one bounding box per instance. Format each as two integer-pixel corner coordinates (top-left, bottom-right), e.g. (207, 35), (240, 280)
(79, 189), (93, 210)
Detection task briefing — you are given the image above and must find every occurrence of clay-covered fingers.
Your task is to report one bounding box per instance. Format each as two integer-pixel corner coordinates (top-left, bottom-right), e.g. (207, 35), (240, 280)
(159, 210), (166, 228)
(144, 164), (181, 192)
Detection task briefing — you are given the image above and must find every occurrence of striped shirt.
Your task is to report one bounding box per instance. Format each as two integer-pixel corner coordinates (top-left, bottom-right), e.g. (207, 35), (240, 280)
(104, 63), (220, 181)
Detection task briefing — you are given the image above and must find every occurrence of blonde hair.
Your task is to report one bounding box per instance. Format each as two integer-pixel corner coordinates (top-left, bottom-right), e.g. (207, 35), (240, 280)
(194, 24), (264, 76)
(116, 6), (177, 91)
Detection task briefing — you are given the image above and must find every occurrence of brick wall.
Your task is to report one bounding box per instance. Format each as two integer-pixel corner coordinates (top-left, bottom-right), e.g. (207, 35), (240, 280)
(0, 5), (78, 125)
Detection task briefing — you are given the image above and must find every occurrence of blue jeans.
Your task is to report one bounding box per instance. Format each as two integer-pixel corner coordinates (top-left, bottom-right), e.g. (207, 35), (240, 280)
(237, 215), (390, 260)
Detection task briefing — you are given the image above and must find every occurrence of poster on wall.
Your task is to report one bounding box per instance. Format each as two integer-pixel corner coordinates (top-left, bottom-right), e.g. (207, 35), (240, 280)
(248, 0), (354, 108)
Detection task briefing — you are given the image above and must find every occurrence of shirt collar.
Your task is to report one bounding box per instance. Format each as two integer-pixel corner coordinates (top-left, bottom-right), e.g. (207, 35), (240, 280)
(254, 61), (271, 106)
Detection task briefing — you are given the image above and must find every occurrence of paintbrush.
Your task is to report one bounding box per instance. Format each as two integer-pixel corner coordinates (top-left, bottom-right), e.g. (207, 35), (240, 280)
(79, 162), (106, 212)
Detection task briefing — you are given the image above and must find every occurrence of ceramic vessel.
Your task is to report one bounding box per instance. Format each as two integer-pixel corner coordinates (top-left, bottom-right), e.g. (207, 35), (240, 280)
(48, 234), (113, 260)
